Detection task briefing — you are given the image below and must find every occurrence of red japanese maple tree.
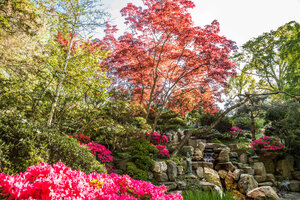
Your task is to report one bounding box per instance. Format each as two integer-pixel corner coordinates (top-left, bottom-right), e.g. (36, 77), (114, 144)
(103, 0), (237, 129)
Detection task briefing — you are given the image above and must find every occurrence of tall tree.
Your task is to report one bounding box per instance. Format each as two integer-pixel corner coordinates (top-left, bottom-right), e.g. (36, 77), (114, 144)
(47, 0), (109, 126)
(104, 0), (236, 129)
(234, 21), (300, 98)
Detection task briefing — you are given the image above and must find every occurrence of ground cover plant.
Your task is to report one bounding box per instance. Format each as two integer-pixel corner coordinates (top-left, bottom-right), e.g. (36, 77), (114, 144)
(182, 190), (237, 200)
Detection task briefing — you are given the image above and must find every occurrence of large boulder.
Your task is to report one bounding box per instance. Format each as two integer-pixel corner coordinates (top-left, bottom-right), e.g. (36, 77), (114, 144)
(193, 148), (203, 161)
(217, 149), (230, 162)
(203, 167), (223, 190)
(176, 180), (187, 190)
(215, 162), (236, 171)
(167, 161), (177, 181)
(254, 162), (267, 178)
(292, 171), (300, 180)
(152, 161), (168, 173)
(177, 166), (184, 175)
(196, 167), (204, 178)
(154, 172), (168, 182)
(238, 174), (258, 194)
(199, 182), (223, 196)
(192, 161), (213, 169)
(218, 170), (228, 179)
(242, 166), (255, 175)
(198, 142), (206, 152)
(240, 153), (248, 164)
(246, 186), (279, 200)
(260, 157), (275, 174)
(289, 180), (300, 192)
(276, 155), (294, 179)
(232, 169), (242, 181)
(225, 171), (238, 190)
(161, 182), (177, 191)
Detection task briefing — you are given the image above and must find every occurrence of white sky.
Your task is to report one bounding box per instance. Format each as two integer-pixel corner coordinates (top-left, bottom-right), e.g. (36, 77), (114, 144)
(99, 0), (300, 47)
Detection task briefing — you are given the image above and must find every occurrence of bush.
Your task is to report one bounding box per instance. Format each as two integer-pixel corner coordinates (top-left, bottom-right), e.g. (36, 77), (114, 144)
(125, 162), (148, 181)
(0, 114), (106, 174)
(0, 162), (183, 199)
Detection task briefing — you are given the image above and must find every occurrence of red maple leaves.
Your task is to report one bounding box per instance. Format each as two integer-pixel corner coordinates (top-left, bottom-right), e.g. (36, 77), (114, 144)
(103, 0), (237, 118)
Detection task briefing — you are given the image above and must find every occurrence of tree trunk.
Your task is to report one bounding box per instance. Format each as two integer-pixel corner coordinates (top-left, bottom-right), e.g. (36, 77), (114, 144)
(250, 111), (256, 140)
(47, 32), (75, 126)
(170, 97), (249, 157)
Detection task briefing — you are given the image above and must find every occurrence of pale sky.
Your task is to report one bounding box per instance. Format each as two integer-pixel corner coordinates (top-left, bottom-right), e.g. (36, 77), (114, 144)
(99, 0), (300, 47)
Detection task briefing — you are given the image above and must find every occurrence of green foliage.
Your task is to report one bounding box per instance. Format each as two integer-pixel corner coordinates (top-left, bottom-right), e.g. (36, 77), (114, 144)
(264, 101), (300, 155)
(200, 113), (233, 134)
(151, 110), (187, 132)
(0, 113), (106, 174)
(182, 190), (237, 200)
(125, 162), (148, 181)
(125, 138), (159, 180)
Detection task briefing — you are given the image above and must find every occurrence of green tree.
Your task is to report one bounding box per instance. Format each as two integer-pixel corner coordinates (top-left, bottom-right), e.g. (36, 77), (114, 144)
(234, 21), (300, 98)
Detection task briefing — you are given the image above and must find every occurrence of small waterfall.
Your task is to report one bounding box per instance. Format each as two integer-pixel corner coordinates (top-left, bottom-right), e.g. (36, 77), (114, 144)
(203, 148), (214, 163)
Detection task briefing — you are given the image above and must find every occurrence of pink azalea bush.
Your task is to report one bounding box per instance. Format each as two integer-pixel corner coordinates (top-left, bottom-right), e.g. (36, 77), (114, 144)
(250, 136), (285, 157)
(0, 162), (183, 200)
(145, 131), (170, 158)
(229, 126), (244, 138)
(69, 135), (114, 172)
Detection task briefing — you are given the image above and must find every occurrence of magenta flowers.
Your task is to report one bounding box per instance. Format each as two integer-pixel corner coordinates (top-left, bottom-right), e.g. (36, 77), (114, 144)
(250, 136), (285, 157)
(145, 131), (170, 157)
(0, 163), (183, 199)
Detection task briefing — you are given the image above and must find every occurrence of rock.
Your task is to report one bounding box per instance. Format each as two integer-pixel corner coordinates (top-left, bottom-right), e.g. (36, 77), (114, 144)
(254, 162), (267, 178)
(177, 166), (184, 175)
(228, 144), (238, 151)
(167, 161), (177, 181)
(161, 182), (177, 191)
(154, 172), (168, 182)
(255, 175), (266, 183)
(289, 180), (300, 192)
(232, 190), (246, 200)
(176, 181), (187, 190)
(240, 153), (248, 164)
(217, 149), (230, 162)
(192, 161), (213, 169)
(193, 148), (203, 160)
(238, 174), (258, 194)
(276, 155), (294, 179)
(218, 170), (228, 179)
(225, 171), (238, 190)
(182, 146), (194, 156)
(215, 162), (236, 172)
(198, 142), (206, 152)
(258, 182), (274, 187)
(196, 167), (204, 178)
(292, 171), (300, 180)
(205, 143), (226, 151)
(147, 171), (154, 179)
(260, 157), (275, 174)
(242, 166), (255, 175)
(246, 186), (279, 200)
(266, 174), (275, 183)
(232, 169), (242, 181)
(152, 161), (168, 173)
(199, 181), (223, 195)
(203, 167), (223, 190)
(230, 152), (239, 158)
(188, 139), (198, 149)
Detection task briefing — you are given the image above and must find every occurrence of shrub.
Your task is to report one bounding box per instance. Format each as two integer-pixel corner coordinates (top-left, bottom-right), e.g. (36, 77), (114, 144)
(125, 162), (148, 181)
(0, 114), (106, 174)
(250, 136), (286, 157)
(0, 162), (183, 199)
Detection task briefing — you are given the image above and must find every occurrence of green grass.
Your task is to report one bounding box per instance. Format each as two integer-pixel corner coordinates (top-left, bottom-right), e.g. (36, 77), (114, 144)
(182, 190), (237, 200)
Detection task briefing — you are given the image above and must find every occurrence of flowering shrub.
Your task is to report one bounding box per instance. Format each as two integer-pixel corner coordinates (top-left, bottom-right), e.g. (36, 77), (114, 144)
(70, 135), (114, 172)
(0, 162), (183, 200)
(229, 126), (244, 138)
(250, 136), (285, 157)
(155, 145), (170, 157)
(69, 134), (91, 145)
(144, 131), (170, 158)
